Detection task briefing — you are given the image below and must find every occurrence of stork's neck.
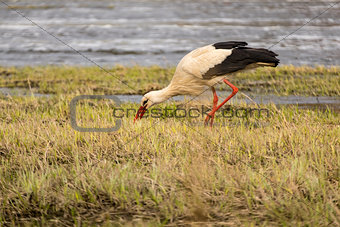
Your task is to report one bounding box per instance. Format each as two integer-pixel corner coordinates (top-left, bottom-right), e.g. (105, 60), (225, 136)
(159, 84), (179, 100)
(148, 84), (178, 105)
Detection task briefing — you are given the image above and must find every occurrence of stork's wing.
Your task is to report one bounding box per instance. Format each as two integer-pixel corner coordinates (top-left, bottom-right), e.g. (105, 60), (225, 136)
(181, 41), (279, 79)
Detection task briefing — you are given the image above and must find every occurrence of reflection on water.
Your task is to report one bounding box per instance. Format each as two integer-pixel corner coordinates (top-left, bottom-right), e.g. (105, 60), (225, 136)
(0, 0), (339, 66)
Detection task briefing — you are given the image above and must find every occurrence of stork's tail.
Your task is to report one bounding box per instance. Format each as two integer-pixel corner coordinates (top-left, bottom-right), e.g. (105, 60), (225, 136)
(237, 47), (280, 67)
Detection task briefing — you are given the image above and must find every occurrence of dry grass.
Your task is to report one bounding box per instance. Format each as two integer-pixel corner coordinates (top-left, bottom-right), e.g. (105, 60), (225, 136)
(0, 94), (339, 226)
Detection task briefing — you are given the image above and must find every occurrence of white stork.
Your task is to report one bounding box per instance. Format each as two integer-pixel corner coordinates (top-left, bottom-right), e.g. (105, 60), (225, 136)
(134, 41), (279, 126)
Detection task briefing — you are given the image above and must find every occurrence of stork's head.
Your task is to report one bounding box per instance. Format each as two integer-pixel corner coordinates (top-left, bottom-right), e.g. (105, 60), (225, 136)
(134, 90), (167, 122)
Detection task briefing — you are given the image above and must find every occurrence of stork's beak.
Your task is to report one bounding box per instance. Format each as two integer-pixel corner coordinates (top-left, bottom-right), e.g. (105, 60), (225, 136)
(134, 105), (147, 122)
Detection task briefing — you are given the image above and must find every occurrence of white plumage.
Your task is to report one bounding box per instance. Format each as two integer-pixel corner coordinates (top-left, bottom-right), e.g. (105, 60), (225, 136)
(181, 45), (232, 78)
(134, 41), (279, 126)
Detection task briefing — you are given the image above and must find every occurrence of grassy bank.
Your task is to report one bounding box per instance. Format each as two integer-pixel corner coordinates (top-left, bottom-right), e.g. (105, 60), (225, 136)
(0, 65), (339, 96)
(0, 95), (339, 225)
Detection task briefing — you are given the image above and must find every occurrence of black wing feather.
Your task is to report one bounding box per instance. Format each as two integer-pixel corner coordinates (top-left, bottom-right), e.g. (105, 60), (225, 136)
(213, 41), (248, 49)
(203, 45), (279, 79)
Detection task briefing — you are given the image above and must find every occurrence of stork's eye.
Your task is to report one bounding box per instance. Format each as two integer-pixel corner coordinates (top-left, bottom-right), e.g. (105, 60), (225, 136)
(143, 99), (148, 106)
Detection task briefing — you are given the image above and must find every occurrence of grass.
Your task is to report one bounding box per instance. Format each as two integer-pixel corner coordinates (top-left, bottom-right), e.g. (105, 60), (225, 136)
(0, 65), (339, 96)
(0, 94), (339, 226)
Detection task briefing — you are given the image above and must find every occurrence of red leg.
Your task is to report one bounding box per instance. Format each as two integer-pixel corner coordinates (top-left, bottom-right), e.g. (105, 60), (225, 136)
(212, 87), (218, 109)
(205, 79), (238, 127)
(205, 87), (218, 126)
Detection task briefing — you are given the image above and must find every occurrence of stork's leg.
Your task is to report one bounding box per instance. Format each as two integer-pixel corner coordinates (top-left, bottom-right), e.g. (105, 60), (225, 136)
(205, 79), (238, 126)
(204, 87), (218, 126)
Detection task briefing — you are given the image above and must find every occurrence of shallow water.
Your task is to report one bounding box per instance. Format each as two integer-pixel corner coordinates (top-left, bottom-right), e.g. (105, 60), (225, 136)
(1, 0), (339, 66)
(117, 92), (340, 111)
(1, 87), (339, 111)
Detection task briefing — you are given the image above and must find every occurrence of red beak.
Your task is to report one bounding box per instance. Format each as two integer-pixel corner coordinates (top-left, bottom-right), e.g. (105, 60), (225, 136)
(134, 105), (147, 122)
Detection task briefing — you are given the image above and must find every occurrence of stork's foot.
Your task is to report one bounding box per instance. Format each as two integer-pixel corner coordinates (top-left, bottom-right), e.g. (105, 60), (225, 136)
(204, 112), (215, 127)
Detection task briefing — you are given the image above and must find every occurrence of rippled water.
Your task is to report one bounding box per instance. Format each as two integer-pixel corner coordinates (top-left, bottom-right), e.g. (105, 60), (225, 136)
(1, 0), (339, 66)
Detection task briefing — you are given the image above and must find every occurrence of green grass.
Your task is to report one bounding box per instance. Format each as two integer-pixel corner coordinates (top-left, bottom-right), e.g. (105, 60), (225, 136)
(0, 65), (339, 96)
(0, 95), (339, 226)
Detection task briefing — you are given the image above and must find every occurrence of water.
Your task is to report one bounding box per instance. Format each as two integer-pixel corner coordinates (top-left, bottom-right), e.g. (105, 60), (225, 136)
(1, 0), (339, 66)
(117, 92), (340, 111)
(1, 87), (339, 111)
